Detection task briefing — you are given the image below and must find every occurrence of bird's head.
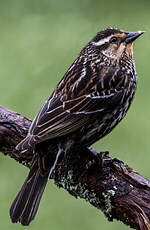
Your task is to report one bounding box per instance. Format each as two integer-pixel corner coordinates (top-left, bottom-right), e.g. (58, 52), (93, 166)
(89, 28), (144, 62)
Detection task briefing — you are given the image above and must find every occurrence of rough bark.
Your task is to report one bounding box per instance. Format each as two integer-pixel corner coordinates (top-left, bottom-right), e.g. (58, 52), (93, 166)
(0, 105), (150, 230)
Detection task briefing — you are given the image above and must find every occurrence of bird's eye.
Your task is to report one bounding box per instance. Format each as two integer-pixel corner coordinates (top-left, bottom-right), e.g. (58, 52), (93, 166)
(110, 36), (118, 43)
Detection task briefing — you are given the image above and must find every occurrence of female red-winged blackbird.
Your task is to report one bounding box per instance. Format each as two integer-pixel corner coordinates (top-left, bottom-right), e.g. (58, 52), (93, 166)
(10, 28), (143, 225)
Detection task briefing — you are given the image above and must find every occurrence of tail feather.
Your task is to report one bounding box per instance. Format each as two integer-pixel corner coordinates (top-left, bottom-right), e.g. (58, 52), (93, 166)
(11, 143), (62, 225)
(10, 159), (48, 226)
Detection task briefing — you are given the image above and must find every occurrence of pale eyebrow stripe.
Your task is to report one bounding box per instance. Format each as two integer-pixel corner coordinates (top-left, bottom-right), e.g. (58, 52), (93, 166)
(91, 36), (110, 46)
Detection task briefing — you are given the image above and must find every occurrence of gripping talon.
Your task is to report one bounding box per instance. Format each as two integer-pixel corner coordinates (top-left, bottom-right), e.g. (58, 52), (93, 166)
(94, 151), (110, 167)
(93, 151), (124, 168)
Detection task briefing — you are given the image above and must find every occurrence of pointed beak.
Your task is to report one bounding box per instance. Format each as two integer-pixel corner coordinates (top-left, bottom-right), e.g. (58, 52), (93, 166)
(124, 31), (144, 44)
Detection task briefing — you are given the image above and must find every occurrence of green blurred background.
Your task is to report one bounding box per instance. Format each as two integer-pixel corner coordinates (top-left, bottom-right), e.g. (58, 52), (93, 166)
(0, 0), (149, 229)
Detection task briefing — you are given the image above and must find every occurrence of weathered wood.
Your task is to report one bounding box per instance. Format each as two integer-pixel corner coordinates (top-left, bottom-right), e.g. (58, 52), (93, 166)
(0, 105), (149, 230)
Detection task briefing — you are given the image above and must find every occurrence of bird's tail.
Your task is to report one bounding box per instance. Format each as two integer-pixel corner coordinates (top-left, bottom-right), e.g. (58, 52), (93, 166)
(10, 158), (48, 226)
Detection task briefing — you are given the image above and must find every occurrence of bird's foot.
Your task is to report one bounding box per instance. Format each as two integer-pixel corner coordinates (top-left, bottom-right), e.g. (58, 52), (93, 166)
(96, 151), (110, 167)
(86, 148), (123, 168)
(95, 151), (124, 168)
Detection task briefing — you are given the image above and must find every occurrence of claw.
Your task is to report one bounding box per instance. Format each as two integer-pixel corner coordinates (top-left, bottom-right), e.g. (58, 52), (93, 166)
(95, 151), (110, 167)
(95, 152), (124, 168)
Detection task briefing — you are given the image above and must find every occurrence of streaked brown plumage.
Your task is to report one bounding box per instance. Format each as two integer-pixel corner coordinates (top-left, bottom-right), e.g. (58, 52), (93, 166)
(10, 28), (143, 225)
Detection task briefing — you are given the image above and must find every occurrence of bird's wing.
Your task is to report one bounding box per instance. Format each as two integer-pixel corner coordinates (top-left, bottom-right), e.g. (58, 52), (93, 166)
(18, 65), (126, 150)
(29, 96), (88, 140)
(29, 90), (124, 143)
(28, 70), (125, 143)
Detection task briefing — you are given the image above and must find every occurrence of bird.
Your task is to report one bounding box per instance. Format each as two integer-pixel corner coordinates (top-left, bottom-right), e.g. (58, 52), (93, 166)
(10, 28), (143, 226)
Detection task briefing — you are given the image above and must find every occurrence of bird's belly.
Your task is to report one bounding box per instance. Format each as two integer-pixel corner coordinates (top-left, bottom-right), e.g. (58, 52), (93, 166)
(77, 104), (130, 147)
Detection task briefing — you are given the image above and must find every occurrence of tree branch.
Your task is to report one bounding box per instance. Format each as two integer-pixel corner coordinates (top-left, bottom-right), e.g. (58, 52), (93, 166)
(0, 105), (150, 230)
